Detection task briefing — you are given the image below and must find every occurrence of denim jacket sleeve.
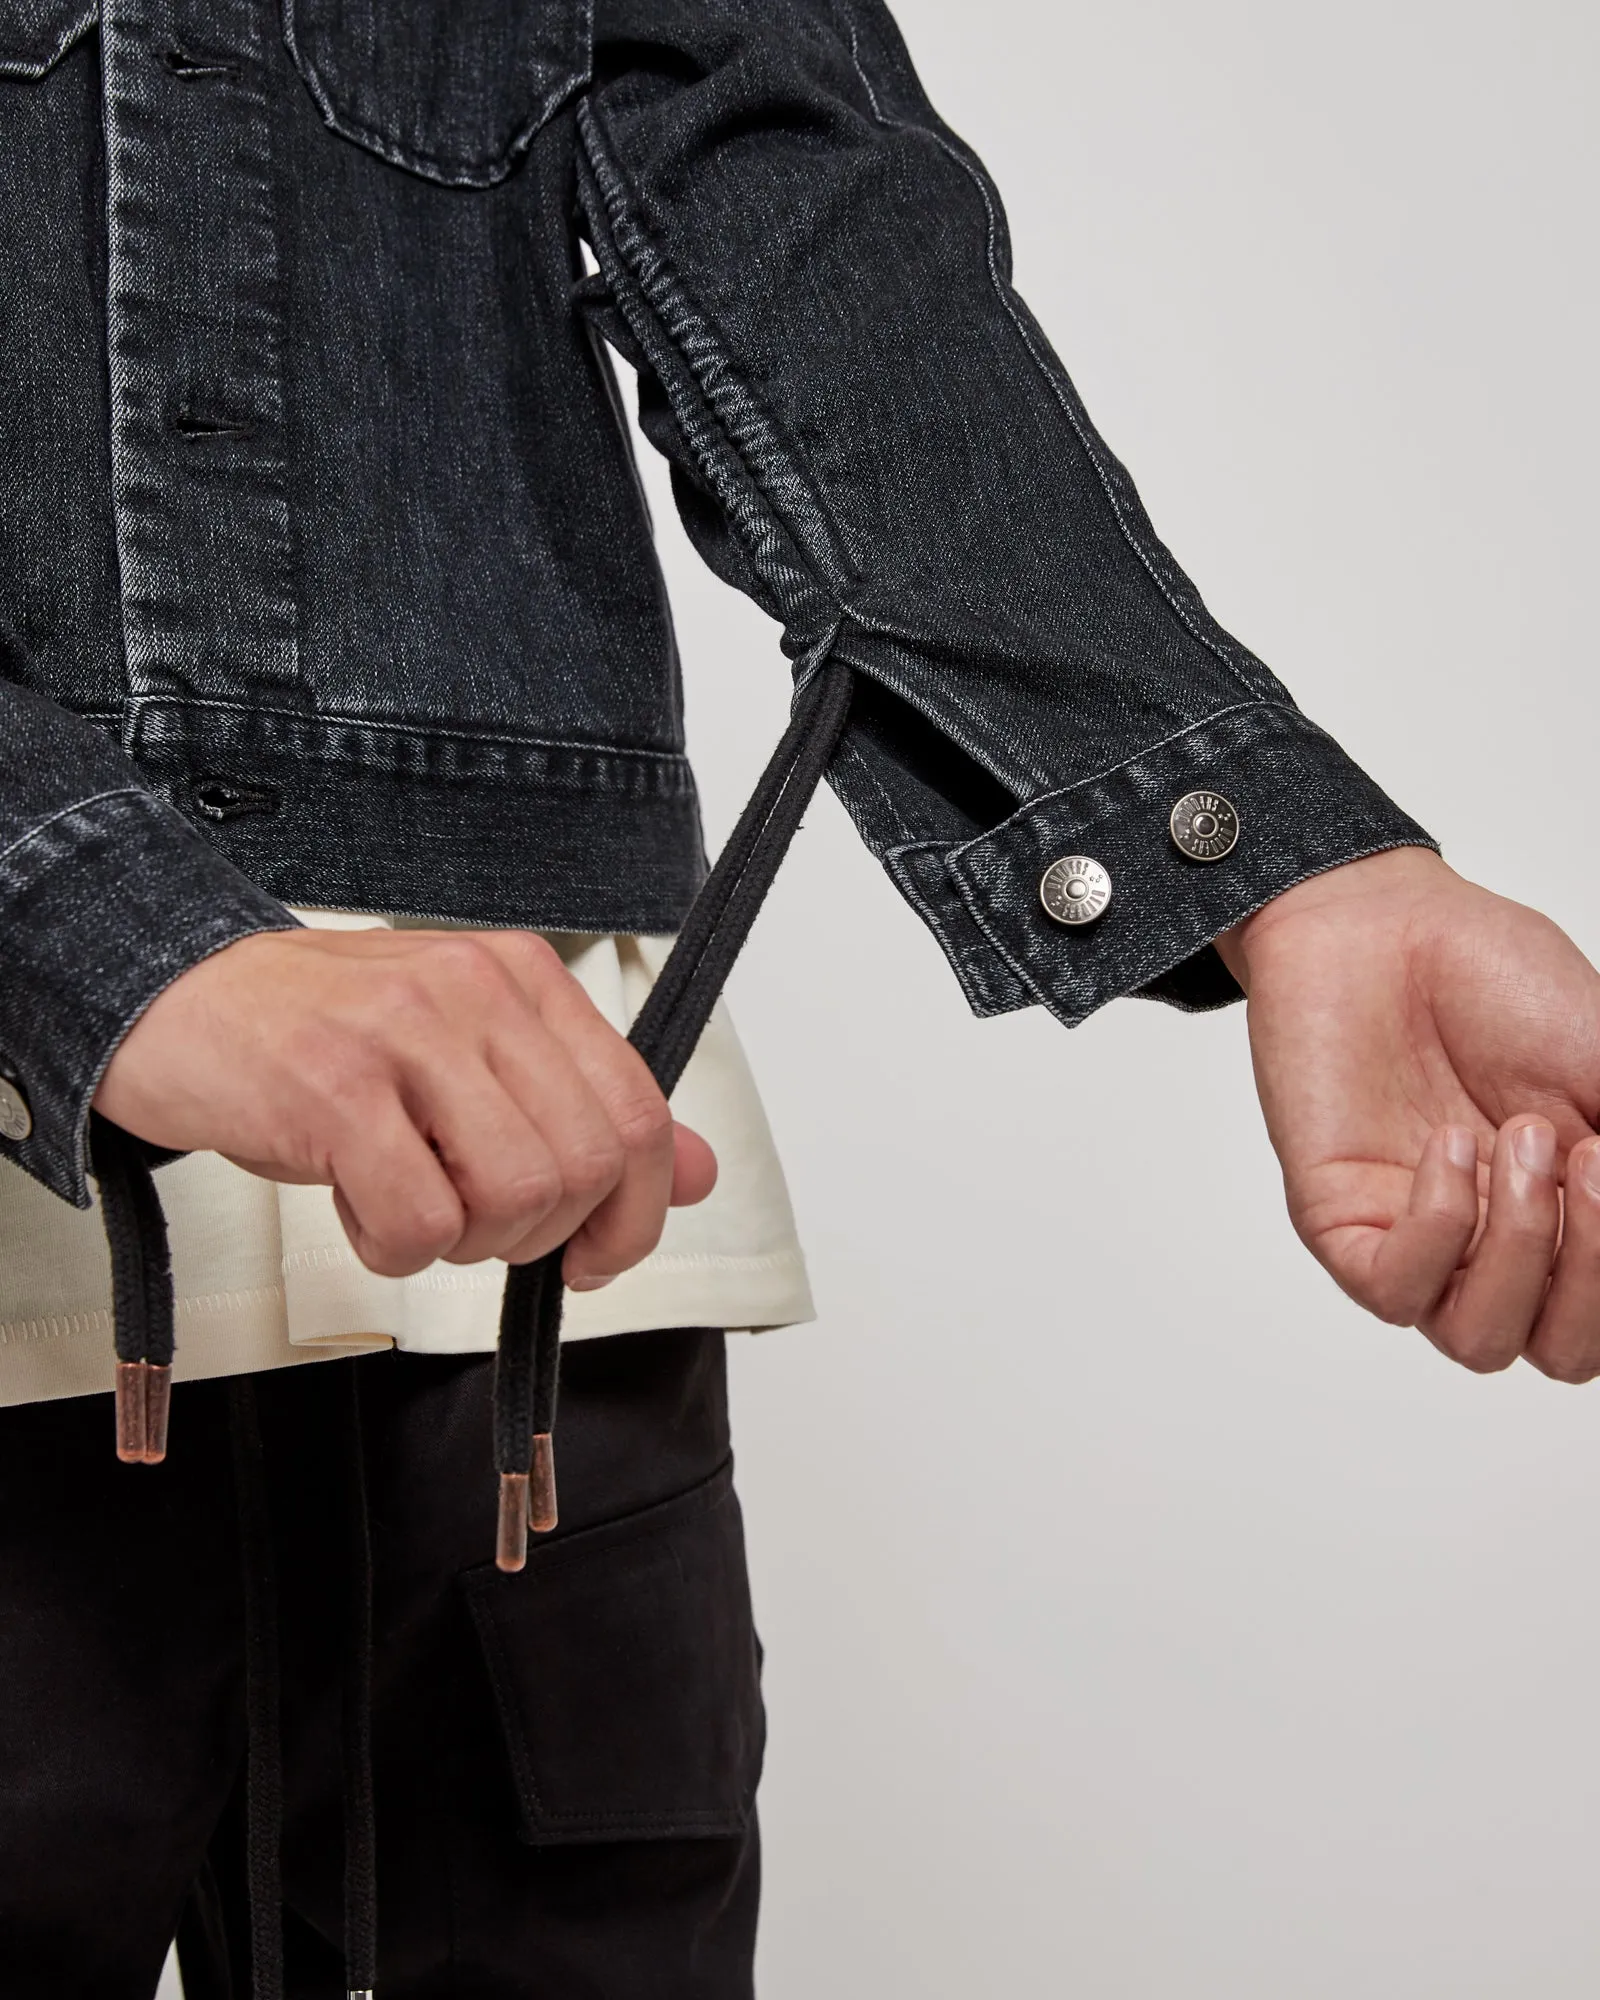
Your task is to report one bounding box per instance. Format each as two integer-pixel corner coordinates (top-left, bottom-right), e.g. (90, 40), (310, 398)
(0, 684), (298, 1207)
(575, 0), (1435, 1026)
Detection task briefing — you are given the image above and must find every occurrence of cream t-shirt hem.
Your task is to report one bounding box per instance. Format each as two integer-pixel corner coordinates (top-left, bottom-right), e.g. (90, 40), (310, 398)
(0, 1244), (812, 1407)
(0, 913), (813, 1406)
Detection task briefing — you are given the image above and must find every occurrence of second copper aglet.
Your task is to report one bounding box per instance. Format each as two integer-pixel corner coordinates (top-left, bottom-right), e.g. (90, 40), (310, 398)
(528, 1432), (557, 1534)
(114, 1360), (172, 1466)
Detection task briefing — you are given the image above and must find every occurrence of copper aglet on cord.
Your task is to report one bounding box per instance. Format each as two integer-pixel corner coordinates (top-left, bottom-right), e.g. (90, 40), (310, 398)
(496, 1472), (530, 1573)
(528, 1433), (558, 1534)
(142, 1364), (173, 1464)
(115, 1360), (174, 1464)
(114, 1360), (148, 1464)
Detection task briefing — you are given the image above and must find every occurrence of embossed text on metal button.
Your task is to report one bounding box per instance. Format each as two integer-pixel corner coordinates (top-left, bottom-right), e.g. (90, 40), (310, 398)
(1169, 790), (1240, 862)
(0, 1077), (32, 1143)
(1039, 855), (1112, 927)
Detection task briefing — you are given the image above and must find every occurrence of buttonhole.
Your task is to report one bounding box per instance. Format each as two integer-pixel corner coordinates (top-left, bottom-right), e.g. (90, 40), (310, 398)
(193, 779), (278, 822)
(172, 410), (258, 440)
(161, 46), (239, 79)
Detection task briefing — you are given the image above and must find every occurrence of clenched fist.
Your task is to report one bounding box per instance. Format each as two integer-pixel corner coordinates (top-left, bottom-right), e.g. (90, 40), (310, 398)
(94, 926), (716, 1287)
(1218, 848), (1600, 1381)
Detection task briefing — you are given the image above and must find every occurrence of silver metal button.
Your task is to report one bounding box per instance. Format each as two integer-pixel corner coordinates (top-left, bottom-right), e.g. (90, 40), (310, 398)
(1039, 855), (1112, 926)
(0, 1077), (31, 1143)
(1169, 790), (1240, 862)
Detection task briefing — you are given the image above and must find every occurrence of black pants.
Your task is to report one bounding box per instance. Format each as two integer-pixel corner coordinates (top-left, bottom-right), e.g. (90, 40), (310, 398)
(0, 1331), (763, 1999)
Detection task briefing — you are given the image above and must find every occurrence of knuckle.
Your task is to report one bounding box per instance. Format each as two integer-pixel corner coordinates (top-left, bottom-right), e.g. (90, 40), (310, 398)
(367, 969), (443, 1034)
(612, 1087), (672, 1154)
(1532, 1352), (1599, 1387)
(290, 1031), (392, 1123)
(561, 1133), (626, 1205)
(1500, 1214), (1557, 1253)
(1369, 1295), (1420, 1330)
(499, 930), (561, 978)
(363, 1206), (460, 1277)
(478, 1157), (562, 1223)
(423, 934), (504, 993)
(1436, 1329), (1520, 1375)
(1415, 1191), (1478, 1234)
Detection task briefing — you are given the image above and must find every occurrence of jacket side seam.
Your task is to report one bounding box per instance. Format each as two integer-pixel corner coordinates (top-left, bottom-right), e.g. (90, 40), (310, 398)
(576, 102), (853, 620)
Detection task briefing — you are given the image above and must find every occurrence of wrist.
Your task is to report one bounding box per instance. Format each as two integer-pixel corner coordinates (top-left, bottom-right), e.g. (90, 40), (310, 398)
(1215, 845), (1448, 991)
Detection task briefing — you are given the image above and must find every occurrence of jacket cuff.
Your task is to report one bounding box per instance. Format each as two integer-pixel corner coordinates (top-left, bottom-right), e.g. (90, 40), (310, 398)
(932, 702), (1435, 1026)
(0, 788), (300, 1207)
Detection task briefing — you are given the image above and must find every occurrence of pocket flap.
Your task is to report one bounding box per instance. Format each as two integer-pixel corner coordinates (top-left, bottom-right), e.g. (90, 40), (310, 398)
(0, 0), (94, 78)
(460, 1461), (765, 1845)
(283, 0), (591, 187)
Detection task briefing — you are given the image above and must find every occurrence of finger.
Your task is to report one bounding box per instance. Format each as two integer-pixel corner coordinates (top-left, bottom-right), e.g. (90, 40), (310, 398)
(476, 931), (709, 1283)
(1525, 1137), (1600, 1383)
(327, 1092), (465, 1277)
(485, 933), (675, 1173)
(420, 1039), (622, 1268)
(1347, 1124), (1481, 1325)
(558, 1119), (721, 1292)
(671, 1123), (718, 1206)
(1422, 1116), (1560, 1372)
(496, 949), (681, 1287)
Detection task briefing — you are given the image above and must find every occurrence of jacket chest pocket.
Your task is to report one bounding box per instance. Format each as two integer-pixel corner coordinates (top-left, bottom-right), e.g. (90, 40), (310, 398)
(283, 0), (591, 188)
(0, 0), (94, 78)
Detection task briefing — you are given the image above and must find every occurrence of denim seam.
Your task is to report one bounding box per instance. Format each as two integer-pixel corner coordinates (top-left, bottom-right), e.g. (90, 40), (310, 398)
(580, 108), (1005, 759)
(836, 735), (919, 857)
(127, 693), (695, 771)
(882, 842), (1009, 1018)
(0, 1), (94, 78)
(580, 107), (970, 806)
(280, 0), (594, 189)
(0, 787), (147, 882)
(947, 698), (1306, 857)
(846, 26), (1271, 708)
(576, 104), (851, 624)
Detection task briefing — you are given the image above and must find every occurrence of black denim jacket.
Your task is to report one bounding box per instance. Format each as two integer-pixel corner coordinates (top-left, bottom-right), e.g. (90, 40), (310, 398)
(0, 0), (1432, 1210)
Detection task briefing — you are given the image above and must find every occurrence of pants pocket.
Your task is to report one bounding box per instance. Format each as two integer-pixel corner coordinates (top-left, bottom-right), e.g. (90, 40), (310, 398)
(459, 1459), (765, 1845)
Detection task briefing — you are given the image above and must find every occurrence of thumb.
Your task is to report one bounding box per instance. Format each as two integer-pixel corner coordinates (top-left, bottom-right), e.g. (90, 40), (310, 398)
(669, 1122), (718, 1207)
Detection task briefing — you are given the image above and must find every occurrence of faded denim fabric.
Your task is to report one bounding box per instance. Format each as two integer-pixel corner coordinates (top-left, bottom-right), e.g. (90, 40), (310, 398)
(0, 0), (1433, 1209)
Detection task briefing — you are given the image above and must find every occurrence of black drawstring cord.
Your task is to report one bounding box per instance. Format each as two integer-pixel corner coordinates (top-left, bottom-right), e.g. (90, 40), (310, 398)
(491, 658), (855, 1571)
(228, 1377), (285, 2000)
(341, 1362), (378, 2000)
(90, 1111), (174, 1463)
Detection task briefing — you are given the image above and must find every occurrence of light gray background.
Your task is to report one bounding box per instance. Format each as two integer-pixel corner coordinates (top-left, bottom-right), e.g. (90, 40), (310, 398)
(157, 3), (1600, 1994)
(675, 3), (1600, 1996)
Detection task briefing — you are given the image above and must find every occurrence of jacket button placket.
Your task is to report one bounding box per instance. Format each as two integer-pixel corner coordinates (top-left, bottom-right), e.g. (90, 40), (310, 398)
(100, 0), (302, 755)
